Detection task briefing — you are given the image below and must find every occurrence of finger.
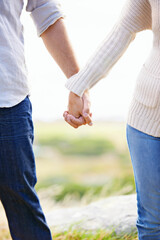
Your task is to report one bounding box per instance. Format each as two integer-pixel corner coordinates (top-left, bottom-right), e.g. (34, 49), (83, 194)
(63, 113), (78, 128)
(64, 111), (86, 126)
(63, 112), (81, 125)
(64, 110), (86, 127)
(79, 116), (87, 125)
(82, 108), (92, 125)
(63, 111), (69, 122)
(82, 113), (93, 126)
(63, 111), (68, 119)
(65, 116), (79, 129)
(70, 115), (86, 126)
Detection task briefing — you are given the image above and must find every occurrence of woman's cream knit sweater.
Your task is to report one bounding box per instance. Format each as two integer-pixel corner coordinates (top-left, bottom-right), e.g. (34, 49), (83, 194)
(65, 0), (160, 137)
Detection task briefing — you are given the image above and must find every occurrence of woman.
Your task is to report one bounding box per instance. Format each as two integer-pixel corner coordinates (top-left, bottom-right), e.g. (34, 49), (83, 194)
(64, 0), (160, 239)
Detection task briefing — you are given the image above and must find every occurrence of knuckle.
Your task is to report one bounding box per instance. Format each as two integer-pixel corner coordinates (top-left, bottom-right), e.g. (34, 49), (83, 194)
(85, 108), (90, 114)
(64, 118), (68, 123)
(71, 119), (78, 125)
(86, 116), (90, 122)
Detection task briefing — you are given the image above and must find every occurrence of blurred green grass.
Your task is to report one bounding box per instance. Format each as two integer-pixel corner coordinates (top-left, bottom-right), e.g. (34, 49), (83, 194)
(34, 121), (126, 156)
(51, 228), (138, 240)
(36, 126), (115, 156)
(38, 136), (114, 156)
(33, 121), (135, 205)
(0, 228), (138, 240)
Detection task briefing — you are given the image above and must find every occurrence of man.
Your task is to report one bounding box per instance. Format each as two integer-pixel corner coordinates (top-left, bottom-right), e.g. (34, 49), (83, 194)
(0, 0), (92, 239)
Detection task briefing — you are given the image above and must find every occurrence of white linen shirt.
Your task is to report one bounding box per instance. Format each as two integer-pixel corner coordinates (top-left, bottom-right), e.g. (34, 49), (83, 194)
(0, 0), (64, 107)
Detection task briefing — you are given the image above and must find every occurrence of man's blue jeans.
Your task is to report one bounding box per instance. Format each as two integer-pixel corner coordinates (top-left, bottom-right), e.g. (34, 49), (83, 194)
(126, 124), (160, 240)
(0, 96), (52, 240)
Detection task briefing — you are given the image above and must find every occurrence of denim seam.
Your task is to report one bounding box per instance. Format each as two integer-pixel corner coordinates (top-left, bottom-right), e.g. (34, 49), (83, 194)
(0, 131), (34, 141)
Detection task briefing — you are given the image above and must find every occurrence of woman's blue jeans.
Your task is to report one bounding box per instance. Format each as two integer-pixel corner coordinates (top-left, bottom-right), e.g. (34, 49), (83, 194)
(0, 96), (52, 240)
(126, 124), (160, 240)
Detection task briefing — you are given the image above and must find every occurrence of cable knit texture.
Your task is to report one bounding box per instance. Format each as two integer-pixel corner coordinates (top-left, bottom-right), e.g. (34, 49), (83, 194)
(65, 0), (160, 137)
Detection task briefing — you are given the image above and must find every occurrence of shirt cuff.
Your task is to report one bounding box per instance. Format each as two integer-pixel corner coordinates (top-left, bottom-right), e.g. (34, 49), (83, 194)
(65, 72), (88, 97)
(30, 1), (65, 37)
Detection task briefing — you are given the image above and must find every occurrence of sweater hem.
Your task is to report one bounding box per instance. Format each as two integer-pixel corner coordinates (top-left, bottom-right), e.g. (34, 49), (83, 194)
(127, 111), (160, 137)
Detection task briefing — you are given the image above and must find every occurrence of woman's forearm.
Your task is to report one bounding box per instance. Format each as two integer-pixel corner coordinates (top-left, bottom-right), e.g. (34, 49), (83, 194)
(65, 0), (151, 97)
(65, 24), (135, 96)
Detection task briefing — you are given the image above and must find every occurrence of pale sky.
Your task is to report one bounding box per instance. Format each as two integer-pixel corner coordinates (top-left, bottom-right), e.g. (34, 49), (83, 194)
(21, 0), (153, 122)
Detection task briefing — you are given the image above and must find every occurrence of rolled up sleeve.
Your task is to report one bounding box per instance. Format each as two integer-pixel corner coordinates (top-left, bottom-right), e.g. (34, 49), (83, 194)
(26, 0), (65, 37)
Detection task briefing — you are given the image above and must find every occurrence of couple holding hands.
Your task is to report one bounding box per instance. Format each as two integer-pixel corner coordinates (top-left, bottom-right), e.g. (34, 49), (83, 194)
(1, 0), (160, 239)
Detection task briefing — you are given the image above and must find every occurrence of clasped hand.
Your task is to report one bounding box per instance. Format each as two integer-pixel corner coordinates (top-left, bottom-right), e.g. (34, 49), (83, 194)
(63, 90), (93, 128)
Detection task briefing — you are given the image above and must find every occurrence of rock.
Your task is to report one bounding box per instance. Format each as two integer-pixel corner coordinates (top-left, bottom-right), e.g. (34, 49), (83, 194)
(46, 194), (137, 234)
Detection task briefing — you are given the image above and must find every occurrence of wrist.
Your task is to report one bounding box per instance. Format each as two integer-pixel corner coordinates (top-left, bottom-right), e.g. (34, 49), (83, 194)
(70, 91), (80, 98)
(66, 67), (80, 79)
(84, 89), (89, 95)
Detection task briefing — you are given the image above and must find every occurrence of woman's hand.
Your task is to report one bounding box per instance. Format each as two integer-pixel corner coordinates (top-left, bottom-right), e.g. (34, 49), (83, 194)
(63, 90), (93, 128)
(82, 90), (92, 124)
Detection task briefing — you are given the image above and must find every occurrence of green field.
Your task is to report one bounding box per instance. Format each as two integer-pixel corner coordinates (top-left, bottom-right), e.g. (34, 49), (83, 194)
(0, 121), (137, 239)
(34, 121), (135, 205)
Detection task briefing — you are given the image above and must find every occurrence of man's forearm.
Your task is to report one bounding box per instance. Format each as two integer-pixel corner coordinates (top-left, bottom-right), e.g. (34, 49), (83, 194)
(41, 18), (92, 127)
(41, 18), (79, 78)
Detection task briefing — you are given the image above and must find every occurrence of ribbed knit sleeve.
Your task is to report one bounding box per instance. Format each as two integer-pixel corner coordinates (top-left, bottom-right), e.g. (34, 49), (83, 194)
(65, 0), (152, 97)
(26, 0), (65, 37)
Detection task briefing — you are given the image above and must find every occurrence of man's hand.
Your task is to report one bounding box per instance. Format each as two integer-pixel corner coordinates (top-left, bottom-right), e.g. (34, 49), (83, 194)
(63, 90), (93, 128)
(68, 92), (83, 118)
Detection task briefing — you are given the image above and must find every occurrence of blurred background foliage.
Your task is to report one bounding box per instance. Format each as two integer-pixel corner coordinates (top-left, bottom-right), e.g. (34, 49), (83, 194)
(33, 121), (135, 208)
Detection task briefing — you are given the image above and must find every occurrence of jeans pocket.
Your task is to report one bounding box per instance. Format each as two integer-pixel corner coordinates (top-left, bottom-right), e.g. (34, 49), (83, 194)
(133, 65), (160, 108)
(0, 96), (33, 139)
